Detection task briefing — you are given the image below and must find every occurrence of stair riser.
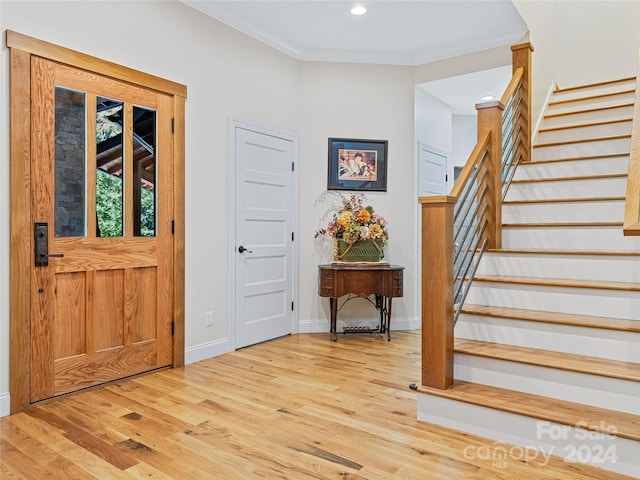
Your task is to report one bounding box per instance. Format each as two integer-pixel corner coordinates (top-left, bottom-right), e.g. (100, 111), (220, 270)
(543, 104), (635, 128)
(477, 253), (640, 283)
(417, 394), (640, 478)
(502, 226), (640, 251)
(532, 137), (631, 161)
(466, 283), (640, 321)
(536, 120), (632, 144)
(546, 92), (635, 115)
(454, 354), (639, 414)
(502, 200), (624, 224)
(456, 316), (640, 363)
(551, 81), (637, 102)
(505, 177), (627, 201)
(512, 156), (629, 181)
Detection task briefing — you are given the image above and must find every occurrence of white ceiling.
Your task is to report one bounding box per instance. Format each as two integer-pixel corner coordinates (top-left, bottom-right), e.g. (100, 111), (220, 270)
(180, 0), (528, 113)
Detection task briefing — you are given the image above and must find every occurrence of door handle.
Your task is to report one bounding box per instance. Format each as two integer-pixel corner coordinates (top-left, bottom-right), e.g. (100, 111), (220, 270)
(34, 222), (64, 266)
(238, 245), (253, 253)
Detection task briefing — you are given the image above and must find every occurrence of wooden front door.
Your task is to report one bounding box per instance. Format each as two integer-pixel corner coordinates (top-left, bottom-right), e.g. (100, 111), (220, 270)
(28, 56), (174, 402)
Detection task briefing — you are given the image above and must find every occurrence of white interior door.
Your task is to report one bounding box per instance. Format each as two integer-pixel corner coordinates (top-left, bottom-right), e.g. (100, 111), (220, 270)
(234, 125), (295, 348)
(418, 142), (448, 195)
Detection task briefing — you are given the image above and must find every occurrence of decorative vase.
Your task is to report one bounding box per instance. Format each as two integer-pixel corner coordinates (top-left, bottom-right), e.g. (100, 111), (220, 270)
(334, 239), (384, 262)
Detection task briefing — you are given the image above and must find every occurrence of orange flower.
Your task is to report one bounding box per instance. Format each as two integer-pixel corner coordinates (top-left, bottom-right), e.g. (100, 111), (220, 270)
(357, 209), (371, 224)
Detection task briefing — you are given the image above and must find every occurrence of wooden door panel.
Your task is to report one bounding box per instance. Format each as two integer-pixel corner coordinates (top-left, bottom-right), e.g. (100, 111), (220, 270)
(53, 341), (158, 396)
(93, 269), (125, 351)
(52, 238), (157, 273)
(53, 272), (86, 359)
(127, 267), (157, 344)
(54, 62), (159, 110)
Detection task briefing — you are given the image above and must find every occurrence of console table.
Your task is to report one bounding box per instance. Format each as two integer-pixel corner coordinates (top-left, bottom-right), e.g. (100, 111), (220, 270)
(318, 263), (404, 341)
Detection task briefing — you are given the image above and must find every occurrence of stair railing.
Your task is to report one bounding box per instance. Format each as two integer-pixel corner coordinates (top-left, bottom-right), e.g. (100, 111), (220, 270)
(418, 43), (533, 390)
(623, 47), (640, 236)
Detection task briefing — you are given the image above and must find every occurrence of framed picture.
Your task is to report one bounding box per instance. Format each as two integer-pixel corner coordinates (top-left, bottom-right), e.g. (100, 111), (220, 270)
(327, 138), (388, 191)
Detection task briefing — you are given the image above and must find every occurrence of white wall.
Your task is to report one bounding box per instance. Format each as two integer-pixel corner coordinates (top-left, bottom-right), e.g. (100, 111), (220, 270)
(451, 115), (477, 180)
(514, 0), (640, 129)
(415, 45), (513, 85)
(415, 88), (453, 194)
(415, 89), (453, 155)
(298, 61), (418, 331)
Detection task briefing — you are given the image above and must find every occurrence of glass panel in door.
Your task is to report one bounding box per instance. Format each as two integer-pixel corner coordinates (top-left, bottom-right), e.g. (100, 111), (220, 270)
(133, 105), (156, 237)
(95, 97), (124, 237)
(54, 87), (86, 238)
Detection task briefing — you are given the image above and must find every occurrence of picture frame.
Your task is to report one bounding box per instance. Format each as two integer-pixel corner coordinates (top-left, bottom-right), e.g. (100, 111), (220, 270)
(327, 138), (388, 191)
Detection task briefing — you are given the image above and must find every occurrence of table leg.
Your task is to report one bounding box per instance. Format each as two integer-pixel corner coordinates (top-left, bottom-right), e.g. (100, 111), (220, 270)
(386, 298), (393, 341)
(375, 294), (385, 333)
(329, 297), (338, 341)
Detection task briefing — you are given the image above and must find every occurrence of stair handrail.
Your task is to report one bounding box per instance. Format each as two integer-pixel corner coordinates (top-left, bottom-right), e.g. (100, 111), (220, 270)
(623, 48), (640, 236)
(418, 43), (533, 390)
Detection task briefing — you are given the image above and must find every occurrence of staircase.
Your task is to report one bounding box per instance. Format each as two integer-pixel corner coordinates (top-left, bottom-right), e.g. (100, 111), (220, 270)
(416, 77), (640, 478)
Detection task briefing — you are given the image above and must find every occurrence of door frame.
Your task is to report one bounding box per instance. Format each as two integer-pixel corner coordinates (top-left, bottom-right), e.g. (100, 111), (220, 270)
(7, 30), (187, 414)
(227, 116), (299, 349)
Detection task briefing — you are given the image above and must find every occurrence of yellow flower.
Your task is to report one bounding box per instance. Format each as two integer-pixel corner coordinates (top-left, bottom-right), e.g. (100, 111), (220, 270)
(369, 224), (383, 239)
(337, 211), (353, 228)
(357, 209), (371, 224)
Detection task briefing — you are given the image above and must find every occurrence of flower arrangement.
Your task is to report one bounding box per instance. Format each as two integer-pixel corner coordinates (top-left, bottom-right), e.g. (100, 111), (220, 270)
(315, 193), (388, 261)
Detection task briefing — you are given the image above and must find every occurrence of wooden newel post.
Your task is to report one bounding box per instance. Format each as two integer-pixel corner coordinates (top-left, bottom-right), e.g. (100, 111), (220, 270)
(476, 103), (503, 250)
(419, 196), (455, 390)
(511, 42), (534, 164)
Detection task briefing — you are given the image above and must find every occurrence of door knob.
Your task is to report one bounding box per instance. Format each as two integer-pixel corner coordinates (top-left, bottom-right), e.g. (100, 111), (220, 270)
(238, 246), (253, 253)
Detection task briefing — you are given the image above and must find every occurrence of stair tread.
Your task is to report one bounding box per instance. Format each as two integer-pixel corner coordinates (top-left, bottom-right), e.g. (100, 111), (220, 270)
(548, 89), (635, 107)
(544, 102), (634, 120)
(460, 304), (640, 333)
(538, 117), (633, 133)
(533, 134), (631, 149)
(504, 196), (624, 205)
(519, 153), (629, 165)
(414, 380), (640, 441)
(474, 274), (640, 292)
(511, 173), (626, 184)
(554, 77), (636, 94)
(455, 338), (640, 382)
(502, 221), (623, 228)
(488, 248), (640, 257)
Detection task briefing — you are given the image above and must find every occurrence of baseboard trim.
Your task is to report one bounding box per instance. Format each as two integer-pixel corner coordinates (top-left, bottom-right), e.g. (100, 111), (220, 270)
(299, 316), (419, 334)
(0, 392), (10, 417)
(185, 337), (233, 365)
(186, 317), (419, 363)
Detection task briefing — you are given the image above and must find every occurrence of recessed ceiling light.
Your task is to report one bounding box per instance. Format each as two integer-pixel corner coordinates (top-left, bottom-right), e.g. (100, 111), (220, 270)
(351, 6), (367, 15)
(480, 95), (495, 101)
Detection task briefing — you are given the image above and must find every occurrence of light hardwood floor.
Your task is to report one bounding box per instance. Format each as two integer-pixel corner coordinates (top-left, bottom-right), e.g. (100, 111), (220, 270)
(0, 331), (634, 479)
